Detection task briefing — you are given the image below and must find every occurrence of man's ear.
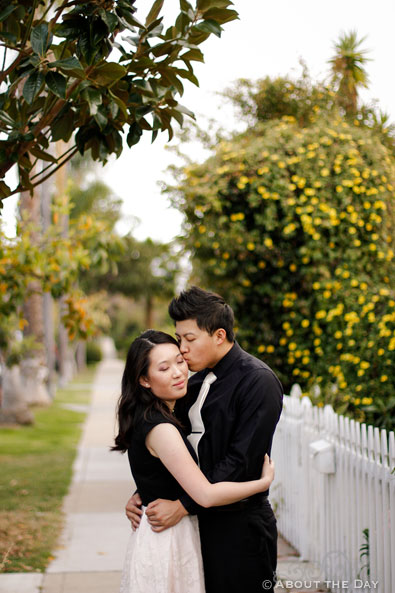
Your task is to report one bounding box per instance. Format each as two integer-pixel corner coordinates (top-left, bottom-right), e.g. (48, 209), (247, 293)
(215, 328), (227, 345)
(139, 376), (150, 388)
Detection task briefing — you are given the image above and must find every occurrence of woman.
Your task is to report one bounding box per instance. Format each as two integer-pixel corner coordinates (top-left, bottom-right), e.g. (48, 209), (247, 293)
(112, 330), (275, 593)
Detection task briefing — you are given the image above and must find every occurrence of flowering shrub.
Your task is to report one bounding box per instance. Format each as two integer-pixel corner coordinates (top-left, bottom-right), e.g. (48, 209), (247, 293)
(170, 116), (395, 429)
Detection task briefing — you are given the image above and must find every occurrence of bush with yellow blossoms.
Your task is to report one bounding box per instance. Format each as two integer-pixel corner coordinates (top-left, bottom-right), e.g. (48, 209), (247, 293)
(169, 115), (395, 430)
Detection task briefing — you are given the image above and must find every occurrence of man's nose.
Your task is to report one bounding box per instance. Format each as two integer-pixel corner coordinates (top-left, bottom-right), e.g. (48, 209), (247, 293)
(179, 340), (188, 354)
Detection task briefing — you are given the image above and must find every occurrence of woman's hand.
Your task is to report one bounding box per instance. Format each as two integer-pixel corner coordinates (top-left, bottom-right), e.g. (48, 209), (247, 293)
(261, 454), (275, 488)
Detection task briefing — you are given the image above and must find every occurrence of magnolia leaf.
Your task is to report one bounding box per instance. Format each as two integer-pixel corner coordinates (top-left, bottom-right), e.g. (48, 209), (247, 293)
(176, 68), (199, 86)
(197, 0), (234, 10)
(195, 19), (222, 37)
(175, 12), (190, 33)
(94, 109), (108, 131)
(0, 180), (11, 198)
(0, 5), (17, 22)
(0, 110), (16, 128)
(23, 71), (45, 104)
(180, 0), (194, 11)
(180, 48), (204, 63)
(145, 0), (164, 26)
(169, 108), (184, 127)
(30, 23), (53, 57)
(98, 9), (118, 32)
(91, 63), (127, 86)
(45, 71), (67, 99)
(82, 87), (103, 115)
(49, 56), (84, 73)
(203, 8), (238, 23)
(51, 109), (75, 142)
(175, 103), (195, 118)
(30, 145), (58, 163)
(127, 122), (143, 147)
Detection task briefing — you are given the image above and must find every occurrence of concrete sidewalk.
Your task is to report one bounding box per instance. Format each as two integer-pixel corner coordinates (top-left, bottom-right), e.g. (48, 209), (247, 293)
(0, 358), (327, 593)
(42, 358), (132, 593)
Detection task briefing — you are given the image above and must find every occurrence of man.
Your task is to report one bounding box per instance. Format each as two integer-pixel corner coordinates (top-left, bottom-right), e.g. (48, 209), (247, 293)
(126, 286), (283, 593)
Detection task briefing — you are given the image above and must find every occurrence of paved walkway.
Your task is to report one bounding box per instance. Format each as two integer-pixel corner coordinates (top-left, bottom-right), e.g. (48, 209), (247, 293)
(0, 358), (328, 593)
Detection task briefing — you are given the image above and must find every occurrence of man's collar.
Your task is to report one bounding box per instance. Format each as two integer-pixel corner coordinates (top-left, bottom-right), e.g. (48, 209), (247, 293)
(210, 341), (241, 379)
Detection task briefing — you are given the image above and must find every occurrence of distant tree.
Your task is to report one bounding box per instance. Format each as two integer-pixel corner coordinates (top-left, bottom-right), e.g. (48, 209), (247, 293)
(87, 234), (179, 328)
(0, 0), (238, 201)
(329, 30), (370, 116)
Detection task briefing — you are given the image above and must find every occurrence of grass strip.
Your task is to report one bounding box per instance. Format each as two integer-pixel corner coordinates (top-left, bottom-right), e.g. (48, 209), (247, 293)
(0, 365), (96, 573)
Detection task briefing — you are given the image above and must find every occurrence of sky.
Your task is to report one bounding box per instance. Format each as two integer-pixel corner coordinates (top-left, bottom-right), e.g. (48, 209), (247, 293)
(2, 0), (395, 241)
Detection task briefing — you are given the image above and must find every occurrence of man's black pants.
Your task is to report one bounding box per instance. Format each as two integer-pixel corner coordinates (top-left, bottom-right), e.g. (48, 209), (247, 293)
(198, 497), (277, 593)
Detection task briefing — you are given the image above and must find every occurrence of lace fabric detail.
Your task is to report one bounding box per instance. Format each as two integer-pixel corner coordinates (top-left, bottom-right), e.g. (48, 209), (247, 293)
(120, 509), (205, 593)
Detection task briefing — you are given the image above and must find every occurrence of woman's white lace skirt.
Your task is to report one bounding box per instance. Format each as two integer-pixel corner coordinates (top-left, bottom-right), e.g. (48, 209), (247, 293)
(120, 509), (205, 593)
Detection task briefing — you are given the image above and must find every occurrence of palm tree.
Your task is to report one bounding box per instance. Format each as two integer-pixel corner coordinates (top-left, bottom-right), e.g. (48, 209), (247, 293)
(329, 30), (371, 115)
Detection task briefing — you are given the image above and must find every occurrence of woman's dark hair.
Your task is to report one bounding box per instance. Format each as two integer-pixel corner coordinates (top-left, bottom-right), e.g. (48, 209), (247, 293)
(168, 286), (235, 342)
(112, 330), (181, 453)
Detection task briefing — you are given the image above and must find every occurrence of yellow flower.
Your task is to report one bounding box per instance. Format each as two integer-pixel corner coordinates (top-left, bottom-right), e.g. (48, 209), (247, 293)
(301, 319), (310, 328)
(334, 331), (342, 339)
(257, 166), (269, 175)
(223, 252), (230, 259)
(289, 263), (297, 272)
(267, 345), (275, 353)
(362, 397), (373, 405)
(360, 361), (370, 370)
(380, 375), (388, 382)
(321, 168), (330, 177)
(288, 342), (297, 351)
(198, 225), (206, 234)
(315, 310), (326, 319)
(336, 185), (343, 193)
(258, 261), (266, 269)
(242, 279), (251, 287)
(247, 242), (255, 251)
(264, 237), (273, 248)
(258, 345), (265, 353)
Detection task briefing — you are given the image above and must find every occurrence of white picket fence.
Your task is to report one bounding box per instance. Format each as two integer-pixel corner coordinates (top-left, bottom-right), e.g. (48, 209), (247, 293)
(271, 389), (395, 593)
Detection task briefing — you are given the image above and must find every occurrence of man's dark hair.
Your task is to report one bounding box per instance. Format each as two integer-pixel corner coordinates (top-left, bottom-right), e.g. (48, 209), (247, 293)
(168, 286), (235, 342)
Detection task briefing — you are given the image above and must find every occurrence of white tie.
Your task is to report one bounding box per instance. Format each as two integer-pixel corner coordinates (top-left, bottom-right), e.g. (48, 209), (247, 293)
(187, 372), (217, 461)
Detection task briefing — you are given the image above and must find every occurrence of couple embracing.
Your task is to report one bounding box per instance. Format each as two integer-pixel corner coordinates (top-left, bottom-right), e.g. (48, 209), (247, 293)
(112, 286), (283, 593)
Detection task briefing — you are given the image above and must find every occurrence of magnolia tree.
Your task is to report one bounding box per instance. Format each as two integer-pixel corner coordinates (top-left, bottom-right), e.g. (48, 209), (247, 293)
(169, 115), (395, 430)
(0, 0), (237, 201)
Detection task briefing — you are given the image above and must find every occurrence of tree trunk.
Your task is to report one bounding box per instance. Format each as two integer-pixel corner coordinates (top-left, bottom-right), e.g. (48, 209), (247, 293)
(58, 297), (76, 387)
(42, 172), (57, 399)
(55, 141), (76, 387)
(144, 295), (154, 328)
(0, 364), (34, 425)
(75, 341), (87, 371)
(19, 182), (51, 406)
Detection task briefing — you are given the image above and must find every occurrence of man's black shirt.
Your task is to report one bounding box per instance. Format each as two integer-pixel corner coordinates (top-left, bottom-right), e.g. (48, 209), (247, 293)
(175, 342), (283, 513)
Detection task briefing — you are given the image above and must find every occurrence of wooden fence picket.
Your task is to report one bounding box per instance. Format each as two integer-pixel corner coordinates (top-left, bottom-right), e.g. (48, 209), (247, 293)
(271, 392), (394, 592)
